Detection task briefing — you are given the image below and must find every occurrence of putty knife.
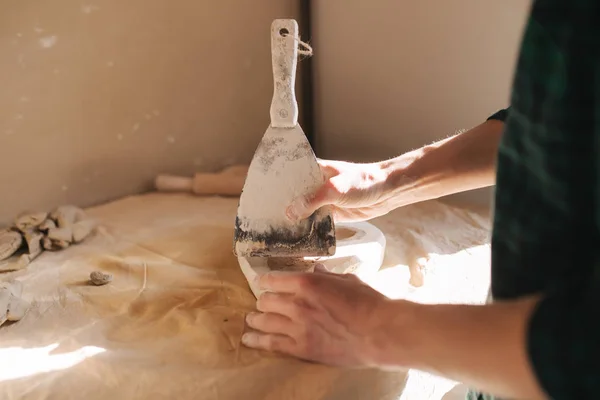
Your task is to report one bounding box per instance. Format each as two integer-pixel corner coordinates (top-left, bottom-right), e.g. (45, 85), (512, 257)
(233, 19), (336, 258)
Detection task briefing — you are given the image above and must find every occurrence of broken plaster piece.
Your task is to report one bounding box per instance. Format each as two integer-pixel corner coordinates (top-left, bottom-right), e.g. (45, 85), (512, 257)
(72, 220), (96, 243)
(7, 294), (29, 321)
(0, 281), (29, 327)
(50, 205), (86, 228)
(0, 229), (23, 261)
(47, 226), (73, 243)
(42, 237), (69, 251)
(14, 211), (47, 232)
(0, 286), (10, 325)
(38, 219), (57, 232)
(90, 271), (112, 286)
(53, 239), (70, 250)
(23, 229), (43, 261)
(0, 254), (30, 273)
(46, 218), (95, 245)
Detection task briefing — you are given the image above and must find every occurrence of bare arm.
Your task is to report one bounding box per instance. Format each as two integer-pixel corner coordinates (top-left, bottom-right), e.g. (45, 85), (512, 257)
(380, 119), (504, 206)
(374, 297), (547, 400)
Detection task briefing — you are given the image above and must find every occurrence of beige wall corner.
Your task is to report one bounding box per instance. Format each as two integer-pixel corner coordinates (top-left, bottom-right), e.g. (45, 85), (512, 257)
(312, 0), (531, 206)
(0, 0), (300, 225)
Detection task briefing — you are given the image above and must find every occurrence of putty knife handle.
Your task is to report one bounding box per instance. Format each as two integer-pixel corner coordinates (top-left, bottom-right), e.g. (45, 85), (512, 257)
(270, 19), (299, 128)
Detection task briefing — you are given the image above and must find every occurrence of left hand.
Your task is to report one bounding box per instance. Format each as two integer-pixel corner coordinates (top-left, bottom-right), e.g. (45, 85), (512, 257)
(241, 264), (394, 367)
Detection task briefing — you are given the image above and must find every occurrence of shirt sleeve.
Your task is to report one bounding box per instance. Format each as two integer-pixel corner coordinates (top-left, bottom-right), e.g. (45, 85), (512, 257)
(486, 107), (510, 122)
(527, 282), (600, 398)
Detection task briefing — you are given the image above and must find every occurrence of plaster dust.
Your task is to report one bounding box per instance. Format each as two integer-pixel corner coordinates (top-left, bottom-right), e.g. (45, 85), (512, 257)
(236, 123), (323, 234)
(0, 193), (491, 400)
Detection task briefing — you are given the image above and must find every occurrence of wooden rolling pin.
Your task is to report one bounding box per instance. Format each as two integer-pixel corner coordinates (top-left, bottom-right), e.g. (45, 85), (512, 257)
(155, 165), (248, 196)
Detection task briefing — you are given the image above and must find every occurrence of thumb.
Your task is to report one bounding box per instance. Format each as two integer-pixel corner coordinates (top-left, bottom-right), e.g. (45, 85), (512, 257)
(286, 180), (340, 221)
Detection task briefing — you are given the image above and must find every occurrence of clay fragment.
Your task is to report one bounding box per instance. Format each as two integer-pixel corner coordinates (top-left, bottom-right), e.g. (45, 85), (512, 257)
(47, 227), (73, 243)
(50, 205), (86, 228)
(42, 237), (69, 252)
(22, 229), (43, 260)
(38, 219), (57, 232)
(6, 294), (29, 321)
(42, 237), (53, 250)
(52, 239), (70, 250)
(0, 254), (30, 272)
(0, 286), (10, 325)
(72, 220), (96, 243)
(14, 212), (48, 232)
(0, 229), (23, 261)
(90, 271), (112, 286)
(0, 281), (29, 327)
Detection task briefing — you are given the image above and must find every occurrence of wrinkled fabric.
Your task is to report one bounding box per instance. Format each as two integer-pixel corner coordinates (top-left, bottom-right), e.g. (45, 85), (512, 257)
(0, 193), (491, 400)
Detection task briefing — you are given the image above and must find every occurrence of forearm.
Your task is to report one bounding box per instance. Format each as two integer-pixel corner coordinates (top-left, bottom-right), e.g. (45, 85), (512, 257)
(372, 297), (547, 399)
(380, 119), (504, 206)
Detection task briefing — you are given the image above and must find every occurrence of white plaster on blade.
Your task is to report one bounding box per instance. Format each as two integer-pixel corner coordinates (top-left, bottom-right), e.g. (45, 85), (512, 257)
(237, 127), (322, 234)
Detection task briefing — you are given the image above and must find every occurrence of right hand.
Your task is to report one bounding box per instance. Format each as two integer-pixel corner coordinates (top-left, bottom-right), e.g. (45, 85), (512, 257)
(286, 159), (400, 223)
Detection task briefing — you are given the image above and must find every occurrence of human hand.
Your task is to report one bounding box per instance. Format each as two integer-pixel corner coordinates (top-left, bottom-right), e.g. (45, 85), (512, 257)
(241, 265), (396, 367)
(286, 159), (399, 223)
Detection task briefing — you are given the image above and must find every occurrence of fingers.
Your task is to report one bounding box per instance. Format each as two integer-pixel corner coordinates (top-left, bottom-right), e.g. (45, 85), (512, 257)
(256, 291), (295, 313)
(241, 331), (296, 353)
(286, 179), (341, 221)
(258, 271), (316, 294)
(246, 311), (295, 335)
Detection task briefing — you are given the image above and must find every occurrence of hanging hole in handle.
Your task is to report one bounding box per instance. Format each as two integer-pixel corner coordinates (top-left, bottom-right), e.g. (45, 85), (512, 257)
(279, 28), (289, 37)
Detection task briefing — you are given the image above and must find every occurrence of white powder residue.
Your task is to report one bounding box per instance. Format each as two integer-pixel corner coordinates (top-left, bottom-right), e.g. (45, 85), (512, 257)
(236, 126), (323, 233)
(81, 5), (100, 14)
(39, 36), (57, 48)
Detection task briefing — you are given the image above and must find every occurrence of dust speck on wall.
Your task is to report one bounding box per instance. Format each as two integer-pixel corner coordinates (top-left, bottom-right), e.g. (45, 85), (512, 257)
(39, 35), (57, 48)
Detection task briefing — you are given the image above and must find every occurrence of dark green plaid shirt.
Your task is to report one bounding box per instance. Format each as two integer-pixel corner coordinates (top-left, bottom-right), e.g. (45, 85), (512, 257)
(468, 1), (600, 399)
